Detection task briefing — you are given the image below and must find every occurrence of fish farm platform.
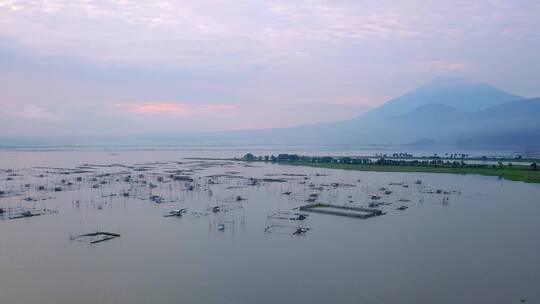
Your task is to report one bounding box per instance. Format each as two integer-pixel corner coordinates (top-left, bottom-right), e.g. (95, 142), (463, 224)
(299, 204), (383, 219)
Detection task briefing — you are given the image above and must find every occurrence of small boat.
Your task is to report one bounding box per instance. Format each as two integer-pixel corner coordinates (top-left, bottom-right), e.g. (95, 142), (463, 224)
(396, 205), (408, 211)
(293, 214), (308, 221)
(293, 227), (309, 235)
(165, 208), (186, 217)
(169, 210), (182, 216)
(150, 195), (164, 203)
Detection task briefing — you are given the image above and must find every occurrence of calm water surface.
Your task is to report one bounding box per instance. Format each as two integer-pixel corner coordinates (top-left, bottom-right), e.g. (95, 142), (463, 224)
(0, 150), (539, 304)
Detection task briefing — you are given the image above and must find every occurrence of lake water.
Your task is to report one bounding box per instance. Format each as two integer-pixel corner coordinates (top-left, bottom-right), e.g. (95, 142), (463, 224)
(1, 149), (539, 304)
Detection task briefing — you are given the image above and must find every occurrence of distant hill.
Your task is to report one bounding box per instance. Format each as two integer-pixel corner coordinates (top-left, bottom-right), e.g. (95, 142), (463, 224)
(474, 98), (540, 120)
(456, 98), (540, 147)
(363, 78), (522, 119)
(158, 89), (538, 148)
(339, 98), (539, 146)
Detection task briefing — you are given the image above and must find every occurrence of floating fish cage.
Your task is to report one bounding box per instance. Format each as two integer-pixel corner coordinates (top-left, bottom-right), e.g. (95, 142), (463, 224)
(71, 232), (121, 244)
(299, 203), (383, 219)
(268, 211), (309, 221)
(264, 224), (310, 236)
(0, 207), (58, 220)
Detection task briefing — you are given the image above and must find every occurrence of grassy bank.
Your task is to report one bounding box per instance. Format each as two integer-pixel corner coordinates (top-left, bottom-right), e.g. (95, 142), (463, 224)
(283, 162), (540, 184)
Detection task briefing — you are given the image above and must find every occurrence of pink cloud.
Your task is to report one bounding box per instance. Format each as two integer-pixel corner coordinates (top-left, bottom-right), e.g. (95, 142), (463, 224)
(112, 102), (237, 115)
(126, 103), (189, 114)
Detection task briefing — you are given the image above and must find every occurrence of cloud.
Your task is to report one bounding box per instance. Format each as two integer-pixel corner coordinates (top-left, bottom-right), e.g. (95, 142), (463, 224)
(112, 102), (238, 115)
(3, 104), (63, 121)
(0, 0), (537, 67)
(116, 103), (190, 114)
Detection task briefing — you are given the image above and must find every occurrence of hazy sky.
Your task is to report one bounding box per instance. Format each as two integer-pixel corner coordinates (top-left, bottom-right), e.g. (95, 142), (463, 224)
(1, 0), (539, 136)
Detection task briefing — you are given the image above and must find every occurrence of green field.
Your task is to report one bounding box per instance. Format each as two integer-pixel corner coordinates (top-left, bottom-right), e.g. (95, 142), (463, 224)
(283, 162), (540, 184)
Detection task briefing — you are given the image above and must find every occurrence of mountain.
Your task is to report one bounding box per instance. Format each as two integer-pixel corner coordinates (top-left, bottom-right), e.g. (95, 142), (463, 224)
(393, 103), (468, 123)
(152, 88), (538, 147)
(364, 78), (522, 119)
(261, 84), (537, 147)
(456, 98), (540, 147)
(4, 79), (537, 149)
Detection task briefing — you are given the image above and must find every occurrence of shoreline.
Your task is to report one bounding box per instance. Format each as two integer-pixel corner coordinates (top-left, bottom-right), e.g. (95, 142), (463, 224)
(186, 158), (540, 184)
(278, 162), (540, 184)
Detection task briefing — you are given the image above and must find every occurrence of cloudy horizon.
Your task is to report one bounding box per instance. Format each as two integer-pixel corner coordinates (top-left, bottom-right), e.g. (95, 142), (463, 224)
(1, 0), (539, 137)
